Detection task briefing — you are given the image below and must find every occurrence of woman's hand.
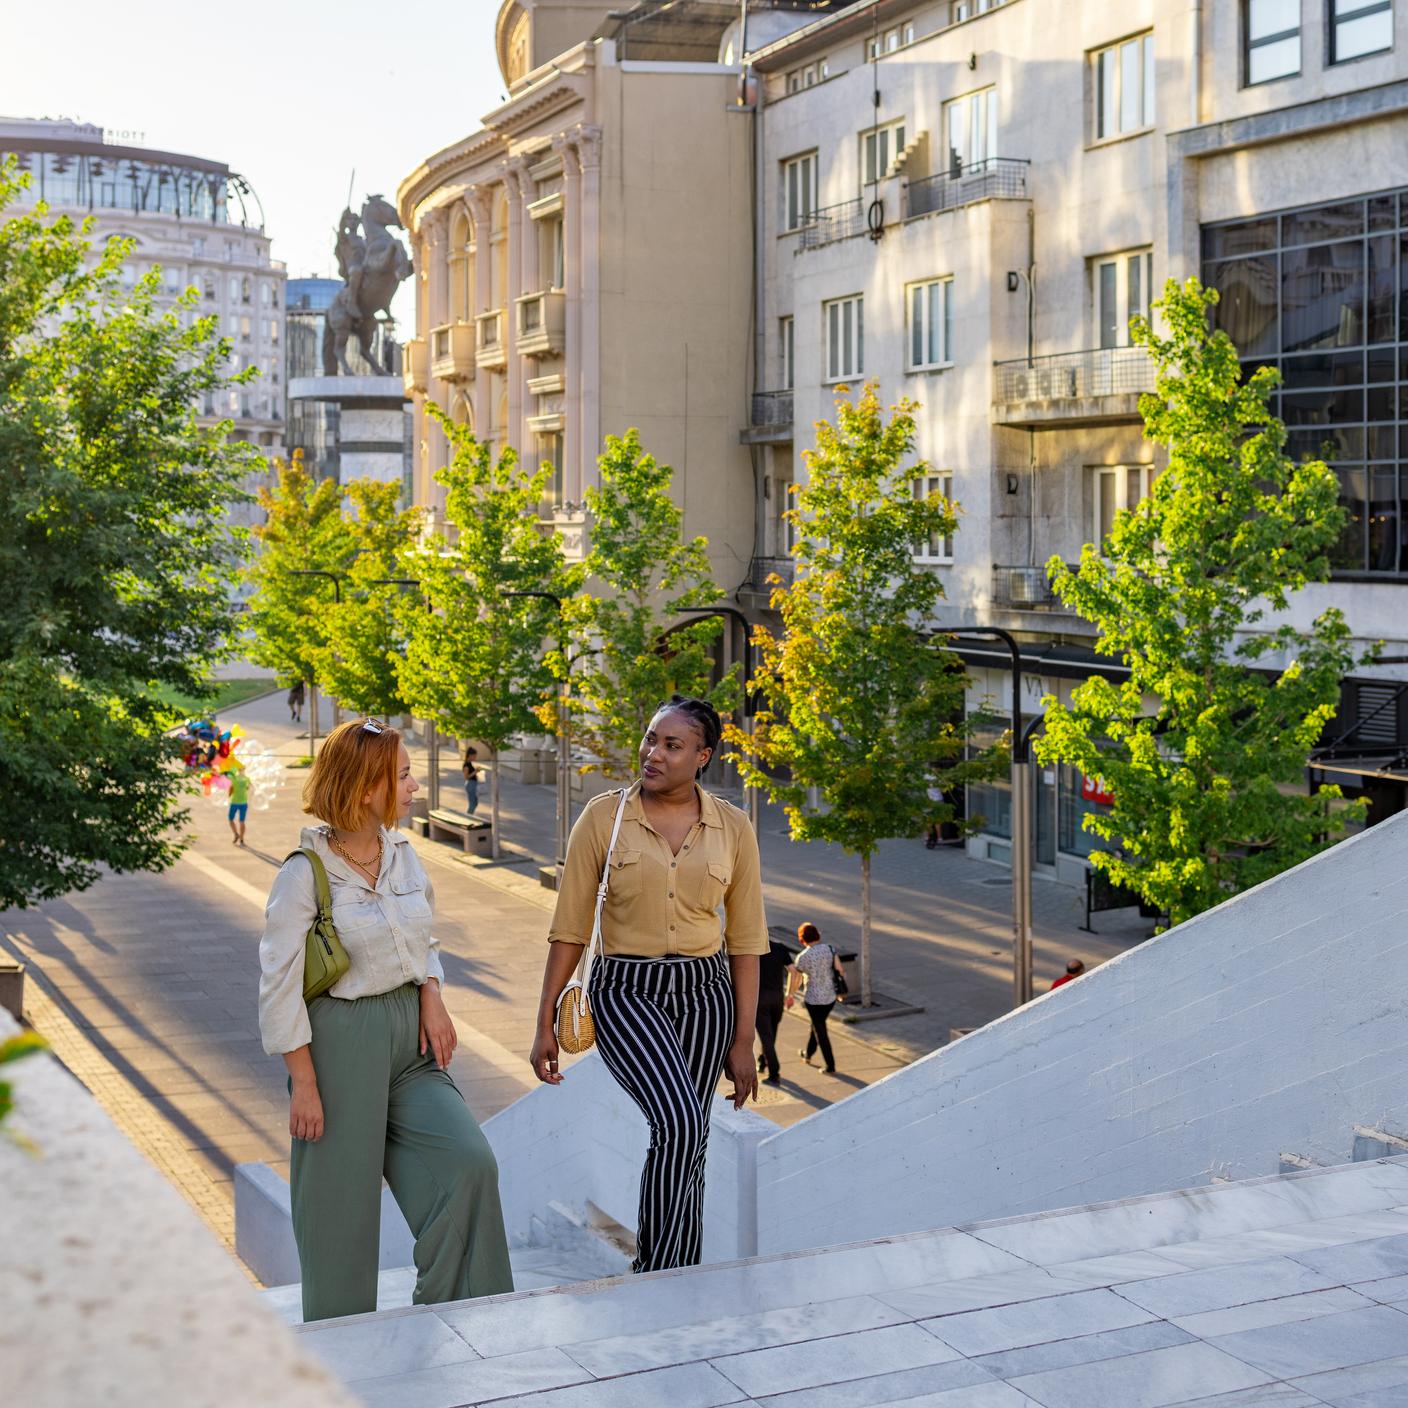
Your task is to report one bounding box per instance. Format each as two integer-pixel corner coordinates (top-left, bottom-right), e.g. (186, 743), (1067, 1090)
(419, 982), (458, 1069)
(290, 1079), (324, 1142)
(784, 995), (795, 1009)
(724, 1039), (759, 1110)
(530, 1024), (564, 1085)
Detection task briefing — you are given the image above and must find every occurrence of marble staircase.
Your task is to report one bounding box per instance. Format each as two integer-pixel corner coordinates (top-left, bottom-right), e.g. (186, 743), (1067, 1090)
(285, 1155), (1408, 1407)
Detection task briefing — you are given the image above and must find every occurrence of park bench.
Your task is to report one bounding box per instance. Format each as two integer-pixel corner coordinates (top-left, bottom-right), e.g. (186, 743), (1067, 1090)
(427, 808), (492, 858)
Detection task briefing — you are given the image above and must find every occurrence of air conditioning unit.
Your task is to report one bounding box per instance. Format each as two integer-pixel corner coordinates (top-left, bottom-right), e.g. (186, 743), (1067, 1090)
(1033, 368), (1056, 399)
(1011, 370), (1031, 399)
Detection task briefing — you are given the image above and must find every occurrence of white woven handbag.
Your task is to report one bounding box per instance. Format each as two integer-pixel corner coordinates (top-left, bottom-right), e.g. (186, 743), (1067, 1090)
(554, 787), (631, 1053)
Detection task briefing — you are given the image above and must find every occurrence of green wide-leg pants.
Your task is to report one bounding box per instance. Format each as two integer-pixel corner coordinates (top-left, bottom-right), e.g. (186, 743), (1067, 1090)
(290, 984), (514, 1323)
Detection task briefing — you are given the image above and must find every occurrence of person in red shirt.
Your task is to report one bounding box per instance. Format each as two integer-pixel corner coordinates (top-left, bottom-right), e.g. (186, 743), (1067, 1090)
(1051, 959), (1086, 990)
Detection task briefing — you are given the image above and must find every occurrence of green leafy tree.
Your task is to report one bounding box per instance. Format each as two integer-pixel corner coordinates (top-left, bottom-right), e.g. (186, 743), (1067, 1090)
(315, 480), (419, 718)
(1035, 278), (1366, 928)
(725, 384), (993, 1005)
(243, 450), (347, 697)
(562, 430), (738, 777)
(0, 163), (256, 907)
(400, 418), (573, 858)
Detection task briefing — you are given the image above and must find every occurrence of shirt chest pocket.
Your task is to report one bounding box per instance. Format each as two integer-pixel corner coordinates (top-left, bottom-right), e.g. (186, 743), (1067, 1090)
(331, 891), (385, 936)
(694, 860), (730, 911)
(389, 876), (431, 925)
(607, 849), (643, 900)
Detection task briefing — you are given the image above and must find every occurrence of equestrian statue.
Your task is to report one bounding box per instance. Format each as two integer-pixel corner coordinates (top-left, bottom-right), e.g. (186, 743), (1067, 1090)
(322, 193), (414, 377)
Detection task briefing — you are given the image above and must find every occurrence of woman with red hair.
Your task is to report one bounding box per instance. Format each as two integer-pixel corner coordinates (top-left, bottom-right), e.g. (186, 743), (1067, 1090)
(258, 718), (512, 1322)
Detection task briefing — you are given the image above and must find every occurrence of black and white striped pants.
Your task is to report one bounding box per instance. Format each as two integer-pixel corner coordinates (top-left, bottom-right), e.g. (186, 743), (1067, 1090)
(589, 950), (734, 1273)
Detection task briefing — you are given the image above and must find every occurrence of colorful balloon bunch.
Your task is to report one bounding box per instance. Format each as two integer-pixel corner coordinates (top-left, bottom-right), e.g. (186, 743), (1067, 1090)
(178, 721), (284, 811)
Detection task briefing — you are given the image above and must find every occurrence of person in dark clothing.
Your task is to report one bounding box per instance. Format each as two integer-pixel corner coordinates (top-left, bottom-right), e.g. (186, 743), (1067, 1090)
(754, 938), (794, 1086)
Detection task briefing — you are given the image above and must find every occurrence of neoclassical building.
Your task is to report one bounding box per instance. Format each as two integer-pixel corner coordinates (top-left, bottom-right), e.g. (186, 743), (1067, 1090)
(397, 0), (763, 585)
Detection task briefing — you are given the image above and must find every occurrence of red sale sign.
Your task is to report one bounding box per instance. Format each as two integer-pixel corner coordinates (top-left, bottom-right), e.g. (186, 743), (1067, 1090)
(1081, 773), (1115, 806)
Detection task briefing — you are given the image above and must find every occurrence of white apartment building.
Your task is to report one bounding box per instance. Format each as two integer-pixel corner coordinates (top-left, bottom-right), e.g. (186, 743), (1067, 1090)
(748, 0), (1408, 877)
(0, 118), (287, 531)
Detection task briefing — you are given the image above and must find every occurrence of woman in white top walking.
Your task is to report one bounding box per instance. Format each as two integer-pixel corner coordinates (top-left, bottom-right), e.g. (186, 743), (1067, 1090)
(786, 921), (846, 1074)
(257, 718), (512, 1322)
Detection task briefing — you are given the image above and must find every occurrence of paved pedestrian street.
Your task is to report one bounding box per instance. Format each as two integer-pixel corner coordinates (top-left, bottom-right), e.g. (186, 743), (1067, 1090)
(2, 689), (1144, 1260)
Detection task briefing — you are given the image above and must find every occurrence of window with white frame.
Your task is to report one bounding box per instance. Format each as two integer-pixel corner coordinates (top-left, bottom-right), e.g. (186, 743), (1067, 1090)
(823, 295), (864, 381)
(1244, 0), (1301, 84)
(1093, 32), (1155, 139)
(1093, 249), (1153, 348)
(786, 58), (829, 92)
(861, 118), (906, 184)
(943, 88), (997, 175)
(951, 0), (1006, 22)
(866, 24), (912, 57)
(1090, 464), (1154, 546)
(914, 471), (955, 561)
(907, 277), (954, 370)
(780, 316), (795, 390)
(783, 151), (819, 231)
(1330, 0), (1392, 62)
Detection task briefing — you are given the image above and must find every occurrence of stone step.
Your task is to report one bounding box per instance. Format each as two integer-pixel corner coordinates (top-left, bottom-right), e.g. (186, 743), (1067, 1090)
(1353, 1125), (1408, 1162)
(291, 1155), (1408, 1406)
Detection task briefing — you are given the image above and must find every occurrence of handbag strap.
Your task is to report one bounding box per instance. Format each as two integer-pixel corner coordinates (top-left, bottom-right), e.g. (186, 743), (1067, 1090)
(576, 786), (633, 1007)
(285, 847), (333, 920)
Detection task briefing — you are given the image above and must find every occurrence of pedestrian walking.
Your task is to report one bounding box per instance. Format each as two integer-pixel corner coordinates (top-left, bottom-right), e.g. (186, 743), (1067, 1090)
(1051, 958), (1086, 990)
(530, 694), (766, 1274)
(257, 718), (513, 1323)
(755, 936), (794, 1086)
(227, 769), (251, 846)
(788, 922), (846, 1075)
(462, 745), (480, 815)
(288, 679), (305, 724)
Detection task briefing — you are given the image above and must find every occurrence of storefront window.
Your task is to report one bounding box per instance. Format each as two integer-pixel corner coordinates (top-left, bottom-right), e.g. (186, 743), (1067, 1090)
(1058, 762), (1115, 857)
(966, 713), (1011, 840)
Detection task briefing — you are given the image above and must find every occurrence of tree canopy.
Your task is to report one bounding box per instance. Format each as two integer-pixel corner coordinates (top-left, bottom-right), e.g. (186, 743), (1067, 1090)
(1035, 278), (1367, 927)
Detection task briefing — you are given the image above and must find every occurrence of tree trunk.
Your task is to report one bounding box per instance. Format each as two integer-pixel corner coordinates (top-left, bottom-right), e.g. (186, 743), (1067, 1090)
(490, 742), (502, 861)
(861, 851), (874, 1007)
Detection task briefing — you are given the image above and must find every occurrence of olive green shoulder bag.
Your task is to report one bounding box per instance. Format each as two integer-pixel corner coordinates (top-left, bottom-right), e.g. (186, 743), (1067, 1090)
(285, 847), (351, 1001)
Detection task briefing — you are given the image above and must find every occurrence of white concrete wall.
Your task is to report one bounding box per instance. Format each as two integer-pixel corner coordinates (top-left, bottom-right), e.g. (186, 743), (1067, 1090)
(483, 1047), (775, 1261)
(0, 1010), (352, 1408)
(754, 809), (1408, 1255)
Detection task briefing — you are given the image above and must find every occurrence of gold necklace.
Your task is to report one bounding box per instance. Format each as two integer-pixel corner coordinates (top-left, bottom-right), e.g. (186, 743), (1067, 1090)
(327, 828), (383, 878)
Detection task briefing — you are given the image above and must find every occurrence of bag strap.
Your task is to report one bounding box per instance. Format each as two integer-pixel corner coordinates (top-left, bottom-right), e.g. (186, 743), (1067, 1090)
(285, 847), (333, 920)
(574, 786), (633, 1012)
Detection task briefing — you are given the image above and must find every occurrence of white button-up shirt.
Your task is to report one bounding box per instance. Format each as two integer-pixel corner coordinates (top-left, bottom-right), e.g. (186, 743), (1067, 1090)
(258, 825), (446, 1055)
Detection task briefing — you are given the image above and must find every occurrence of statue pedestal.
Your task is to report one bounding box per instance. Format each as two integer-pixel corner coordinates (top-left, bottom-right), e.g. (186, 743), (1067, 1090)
(288, 376), (408, 488)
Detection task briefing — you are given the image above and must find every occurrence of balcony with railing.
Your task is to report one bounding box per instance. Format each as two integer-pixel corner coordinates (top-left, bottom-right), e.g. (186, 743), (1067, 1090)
(992, 346), (1155, 428)
(402, 337), (428, 396)
(741, 390), (794, 445)
(798, 198), (866, 250)
(515, 290), (565, 358)
(737, 554), (797, 608)
(429, 321), (475, 384)
(905, 157), (1029, 220)
(475, 309), (507, 370)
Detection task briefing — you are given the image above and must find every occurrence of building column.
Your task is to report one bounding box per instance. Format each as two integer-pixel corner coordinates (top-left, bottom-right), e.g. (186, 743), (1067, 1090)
(420, 208), (449, 486)
(512, 160), (538, 466)
(575, 125), (603, 496)
(501, 163), (524, 459)
(467, 185), (492, 439)
(553, 132), (583, 503)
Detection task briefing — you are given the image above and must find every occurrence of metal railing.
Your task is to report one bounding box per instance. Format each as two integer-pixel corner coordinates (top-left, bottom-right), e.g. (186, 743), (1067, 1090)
(751, 390), (793, 427)
(799, 198), (865, 250)
(993, 346), (1155, 405)
(992, 565), (1061, 610)
(905, 157), (1029, 219)
(748, 555), (796, 592)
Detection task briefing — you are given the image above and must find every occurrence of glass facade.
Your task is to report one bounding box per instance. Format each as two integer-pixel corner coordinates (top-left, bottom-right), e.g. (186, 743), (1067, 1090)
(1202, 188), (1408, 576)
(0, 144), (259, 226)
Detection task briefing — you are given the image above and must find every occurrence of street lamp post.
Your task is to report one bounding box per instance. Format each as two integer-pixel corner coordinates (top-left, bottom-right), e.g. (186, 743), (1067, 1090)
(288, 569), (344, 756)
(945, 626), (1034, 1008)
(678, 606), (759, 833)
(502, 590), (571, 881)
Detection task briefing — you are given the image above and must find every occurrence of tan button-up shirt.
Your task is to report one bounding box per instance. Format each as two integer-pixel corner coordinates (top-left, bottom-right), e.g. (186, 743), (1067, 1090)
(548, 783), (768, 958)
(258, 826), (445, 1055)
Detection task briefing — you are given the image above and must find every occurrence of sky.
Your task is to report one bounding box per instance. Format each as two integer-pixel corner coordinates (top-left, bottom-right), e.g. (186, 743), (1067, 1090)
(9, 0), (511, 326)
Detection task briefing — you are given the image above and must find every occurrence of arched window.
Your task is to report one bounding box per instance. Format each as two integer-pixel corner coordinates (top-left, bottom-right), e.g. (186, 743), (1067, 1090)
(450, 393), (474, 434)
(449, 208), (474, 322)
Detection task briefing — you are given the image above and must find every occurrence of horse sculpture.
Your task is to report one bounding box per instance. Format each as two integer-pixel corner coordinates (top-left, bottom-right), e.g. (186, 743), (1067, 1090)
(322, 193), (414, 377)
